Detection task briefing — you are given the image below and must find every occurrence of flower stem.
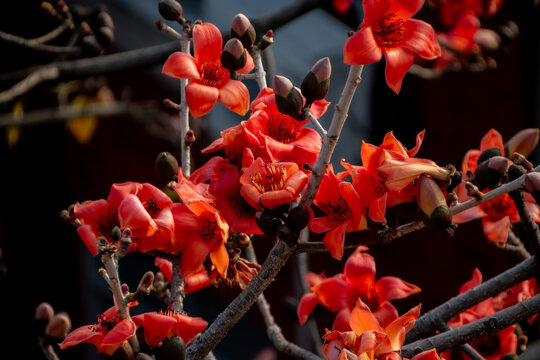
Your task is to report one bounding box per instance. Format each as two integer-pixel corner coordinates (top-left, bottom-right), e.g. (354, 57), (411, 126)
(304, 109), (327, 137)
(170, 256), (186, 314)
(250, 47), (267, 90)
(179, 36), (191, 176)
(300, 64), (364, 207)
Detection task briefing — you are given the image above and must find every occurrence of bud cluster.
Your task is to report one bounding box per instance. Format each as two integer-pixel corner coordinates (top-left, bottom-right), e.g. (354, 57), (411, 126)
(34, 302), (72, 344)
(255, 205), (310, 244)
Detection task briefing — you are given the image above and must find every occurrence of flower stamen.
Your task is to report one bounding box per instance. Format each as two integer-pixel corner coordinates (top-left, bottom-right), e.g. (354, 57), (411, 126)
(372, 13), (406, 46)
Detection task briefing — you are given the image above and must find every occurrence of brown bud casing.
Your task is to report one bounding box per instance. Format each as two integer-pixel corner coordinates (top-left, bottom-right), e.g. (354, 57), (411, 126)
(44, 312), (72, 340)
(474, 156), (508, 190)
(273, 76), (304, 118)
(476, 146), (502, 165)
(221, 38), (247, 72)
(231, 13), (256, 48)
(287, 205), (310, 232)
(158, 0), (183, 21)
(505, 128), (539, 159)
(155, 152), (179, 181)
(524, 172), (540, 204)
(301, 57), (331, 103)
(255, 211), (282, 235)
(276, 223), (296, 244)
(416, 175), (452, 231)
(161, 336), (186, 360)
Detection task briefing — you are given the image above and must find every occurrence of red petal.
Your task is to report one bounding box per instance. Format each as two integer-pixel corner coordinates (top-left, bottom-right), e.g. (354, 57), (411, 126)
(459, 268), (482, 294)
(99, 319), (136, 355)
(350, 299), (383, 334)
(173, 314), (208, 344)
(141, 313), (176, 349)
(218, 79), (250, 116)
(373, 301), (399, 329)
(313, 275), (358, 311)
(323, 221), (350, 260)
(375, 276), (421, 301)
(210, 244), (229, 278)
(162, 52), (200, 80)
(77, 225), (100, 256)
(332, 308), (353, 331)
(387, 0), (425, 20)
(155, 257), (173, 283)
(344, 247), (376, 289)
(185, 81), (219, 118)
(383, 47), (414, 94)
(411, 349), (441, 360)
(310, 99), (331, 119)
(180, 232), (212, 276)
(259, 189), (295, 209)
(482, 216), (510, 245)
(193, 23), (222, 64)
(362, 0), (392, 26)
(60, 324), (104, 350)
(108, 182), (142, 209)
(118, 195), (158, 237)
(297, 293), (321, 325)
(407, 130), (425, 157)
(480, 128), (505, 156)
(344, 27), (383, 65)
(402, 19), (441, 60)
(74, 199), (108, 224)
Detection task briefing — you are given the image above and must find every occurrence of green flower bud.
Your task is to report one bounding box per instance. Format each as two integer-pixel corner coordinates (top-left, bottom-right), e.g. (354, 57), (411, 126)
(161, 336), (186, 360)
(231, 13), (256, 48)
(287, 205), (310, 232)
(301, 57), (331, 102)
(220, 38), (247, 72)
(155, 152), (179, 181)
(158, 0), (183, 21)
(276, 223), (296, 244)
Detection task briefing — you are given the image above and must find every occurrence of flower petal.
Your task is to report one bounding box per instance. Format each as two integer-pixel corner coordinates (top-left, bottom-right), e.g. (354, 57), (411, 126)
(344, 246), (376, 289)
(388, 0), (425, 20)
(186, 81), (219, 118)
(140, 313), (176, 349)
(218, 79), (250, 116)
(375, 276), (421, 301)
(193, 23), (222, 64)
(99, 319), (137, 355)
(402, 19), (441, 60)
(383, 47), (414, 94)
(210, 243), (229, 278)
(323, 221), (350, 260)
(162, 52), (200, 80)
(362, 0), (392, 26)
(297, 293), (321, 325)
(350, 299), (383, 334)
(173, 314), (208, 344)
(60, 325), (104, 350)
(118, 194), (158, 238)
(482, 216), (511, 245)
(344, 27), (383, 65)
(480, 128), (505, 155)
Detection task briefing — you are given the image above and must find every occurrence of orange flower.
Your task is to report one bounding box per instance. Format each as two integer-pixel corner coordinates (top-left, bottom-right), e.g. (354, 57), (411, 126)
(162, 22), (253, 118)
(343, 0), (440, 93)
(239, 157), (309, 210)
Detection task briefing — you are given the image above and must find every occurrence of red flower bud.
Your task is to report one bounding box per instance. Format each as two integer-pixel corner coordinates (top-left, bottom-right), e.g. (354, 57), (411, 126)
(231, 13), (256, 48)
(301, 57), (331, 103)
(220, 38), (247, 72)
(259, 30), (273, 50)
(45, 312), (72, 340)
(505, 128), (539, 159)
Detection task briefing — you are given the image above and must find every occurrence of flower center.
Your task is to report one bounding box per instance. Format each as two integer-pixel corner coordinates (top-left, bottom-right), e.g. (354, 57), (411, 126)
(92, 312), (120, 334)
(266, 113), (301, 144)
(372, 13), (406, 47)
(478, 193), (515, 221)
(250, 164), (287, 193)
(200, 214), (223, 244)
(95, 206), (119, 239)
(374, 171), (389, 195)
(144, 198), (160, 217)
(322, 196), (354, 224)
(199, 60), (230, 88)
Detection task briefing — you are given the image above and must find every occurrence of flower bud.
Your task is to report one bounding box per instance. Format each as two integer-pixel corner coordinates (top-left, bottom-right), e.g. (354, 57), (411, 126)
(220, 38), (247, 72)
(504, 128), (539, 159)
(524, 172), (540, 204)
(474, 156), (508, 190)
(499, 354), (519, 360)
(507, 164), (526, 182)
(136, 353), (154, 360)
(276, 223), (296, 244)
(111, 226), (122, 242)
(416, 175), (452, 231)
(273, 75), (304, 118)
(474, 29), (501, 50)
(155, 152), (179, 181)
(96, 26), (114, 47)
(137, 271), (155, 295)
(34, 302), (54, 334)
(96, 10), (114, 31)
(45, 312), (71, 340)
(255, 210), (282, 235)
(158, 0), (183, 21)
(231, 13), (256, 48)
(81, 34), (103, 56)
(259, 30), (273, 50)
(301, 57), (331, 102)
(111, 342), (135, 360)
(287, 205), (310, 232)
(476, 146), (502, 165)
(238, 233), (251, 246)
(161, 336), (186, 360)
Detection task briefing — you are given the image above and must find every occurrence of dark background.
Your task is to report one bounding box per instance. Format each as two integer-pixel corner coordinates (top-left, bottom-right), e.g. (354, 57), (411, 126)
(0, 0), (539, 359)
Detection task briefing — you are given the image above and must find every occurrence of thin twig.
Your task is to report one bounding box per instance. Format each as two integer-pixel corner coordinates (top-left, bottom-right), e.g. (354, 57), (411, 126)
(249, 47), (267, 90)
(402, 293), (540, 357)
(505, 230), (531, 260)
(405, 256), (540, 343)
(29, 20), (73, 44)
(510, 190), (540, 254)
(170, 256), (186, 314)
(300, 65), (364, 207)
(38, 339), (61, 360)
(305, 110), (327, 137)
(0, 29), (81, 55)
(186, 241), (295, 360)
(231, 73), (258, 81)
(178, 34), (191, 176)
(0, 66), (59, 104)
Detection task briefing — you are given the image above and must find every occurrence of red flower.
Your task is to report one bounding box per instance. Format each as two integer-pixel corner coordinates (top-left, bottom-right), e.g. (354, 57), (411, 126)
(60, 306), (136, 355)
(434, 12), (480, 70)
(322, 300), (421, 360)
(239, 157), (309, 210)
(297, 246), (420, 329)
(132, 311), (207, 349)
(309, 166), (368, 260)
(162, 22), (253, 118)
(74, 182), (174, 255)
(341, 130), (425, 224)
(154, 257), (213, 294)
(441, 269), (518, 360)
(344, 0), (440, 93)
(204, 88), (329, 167)
(436, 0), (504, 27)
(171, 201), (229, 277)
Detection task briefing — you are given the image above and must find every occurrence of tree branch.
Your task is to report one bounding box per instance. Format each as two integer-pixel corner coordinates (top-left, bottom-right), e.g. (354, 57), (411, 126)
(402, 293), (540, 357)
(405, 256), (540, 343)
(0, 29), (81, 55)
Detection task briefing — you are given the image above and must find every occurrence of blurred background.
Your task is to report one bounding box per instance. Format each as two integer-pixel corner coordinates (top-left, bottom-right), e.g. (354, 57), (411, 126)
(0, 0), (539, 359)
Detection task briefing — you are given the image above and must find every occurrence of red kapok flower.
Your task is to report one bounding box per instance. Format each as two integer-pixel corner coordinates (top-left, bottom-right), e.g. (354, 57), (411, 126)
(343, 0), (441, 93)
(60, 306), (136, 356)
(239, 157), (309, 210)
(297, 246), (420, 330)
(162, 22), (254, 118)
(154, 257), (213, 294)
(309, 166), (368, 260)
(132, 311), (207, 349)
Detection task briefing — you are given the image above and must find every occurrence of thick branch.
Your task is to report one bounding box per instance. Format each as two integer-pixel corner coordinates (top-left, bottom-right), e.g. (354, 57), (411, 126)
(405, 256), (540, 343)
(186, 241), (295, 360)
(402, 293), (540, 357)
(510, 190), (540, 254)
(300, 65), (364, 207)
